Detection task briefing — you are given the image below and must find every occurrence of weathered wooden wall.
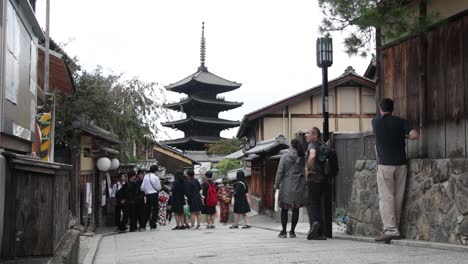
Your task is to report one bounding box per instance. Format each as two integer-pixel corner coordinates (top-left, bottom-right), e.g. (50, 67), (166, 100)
(250, 160), (263, 197)
(263, 159), (278, 210)
(1, 154), (71, 258)
(333, 132), (376, 209)
(380, 12), (468, 159)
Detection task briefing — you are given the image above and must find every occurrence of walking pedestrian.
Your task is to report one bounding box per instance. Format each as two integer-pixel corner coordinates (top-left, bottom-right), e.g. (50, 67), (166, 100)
(186, 169), (203, 229)
(115, 173), (128, 232)
(126, 170), (140, 232)
(202, 171), (217, 229)
(135, 169), (146, 231)
(274, 137), (307, 238)
(373, 98), (419, 242)
(113, 173), (127, 230)
(171, 171), (187, 230)
(305, 127), (328, 240)
(230, 170), (251, 229)
(140, 165), (161, 230)
(217, 180), (233, 224)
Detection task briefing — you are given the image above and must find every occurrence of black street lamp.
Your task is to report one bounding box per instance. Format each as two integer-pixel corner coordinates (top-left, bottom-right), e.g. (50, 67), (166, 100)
(316, 36), (333, 239)
(316, 37), (333, 143)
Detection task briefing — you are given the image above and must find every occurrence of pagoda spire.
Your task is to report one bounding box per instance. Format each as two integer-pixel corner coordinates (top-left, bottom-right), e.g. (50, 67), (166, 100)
(199, 22), (207, 71)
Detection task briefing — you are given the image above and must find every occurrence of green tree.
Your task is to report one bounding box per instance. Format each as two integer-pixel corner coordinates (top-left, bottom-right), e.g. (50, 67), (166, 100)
(55, 67), (168, 162)
(215, 158), (243, 176)
(207, 138), (245, 155)
(318, 0), (436, 57)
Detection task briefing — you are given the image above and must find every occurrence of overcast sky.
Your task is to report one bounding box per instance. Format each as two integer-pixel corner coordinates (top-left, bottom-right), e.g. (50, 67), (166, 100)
(35, 0), (370, 140)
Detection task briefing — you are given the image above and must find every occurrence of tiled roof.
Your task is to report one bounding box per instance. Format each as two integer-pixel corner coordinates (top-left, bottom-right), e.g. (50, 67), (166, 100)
(224, 149), (244, 159)
(164, 96), (243, 110)
(162, 116), (240, 127)
(166, 69), (241, 91)
(161, 136), (224, 145)
(154, 142), (199, 165)
(184, 150), (225, 163)
(244, 135), (288, 155)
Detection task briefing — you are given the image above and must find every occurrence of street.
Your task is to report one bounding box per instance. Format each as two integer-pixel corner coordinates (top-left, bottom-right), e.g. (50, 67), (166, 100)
(92, 218), (468, 264)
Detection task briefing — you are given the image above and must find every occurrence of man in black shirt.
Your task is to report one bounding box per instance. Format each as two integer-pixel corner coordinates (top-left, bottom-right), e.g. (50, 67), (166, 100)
(305, 127), (328, 240)
(372, 98), (419, 242)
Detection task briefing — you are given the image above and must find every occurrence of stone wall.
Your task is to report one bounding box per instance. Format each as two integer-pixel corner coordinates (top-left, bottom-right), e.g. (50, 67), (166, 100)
(346, 159), (468, 245)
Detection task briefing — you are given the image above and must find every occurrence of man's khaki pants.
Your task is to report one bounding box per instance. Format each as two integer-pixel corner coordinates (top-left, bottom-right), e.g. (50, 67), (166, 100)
(376, 165), (407, 236)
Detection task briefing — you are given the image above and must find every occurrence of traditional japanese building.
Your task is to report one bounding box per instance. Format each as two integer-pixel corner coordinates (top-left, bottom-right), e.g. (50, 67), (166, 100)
(162, 23), (242, 150)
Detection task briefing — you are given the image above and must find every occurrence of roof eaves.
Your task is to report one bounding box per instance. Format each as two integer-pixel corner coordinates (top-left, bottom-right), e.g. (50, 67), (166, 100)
(243, 73), (376, 122)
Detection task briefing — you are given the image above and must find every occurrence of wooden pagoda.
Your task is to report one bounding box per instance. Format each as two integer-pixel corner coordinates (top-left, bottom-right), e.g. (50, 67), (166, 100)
(161, 23), (243, 150)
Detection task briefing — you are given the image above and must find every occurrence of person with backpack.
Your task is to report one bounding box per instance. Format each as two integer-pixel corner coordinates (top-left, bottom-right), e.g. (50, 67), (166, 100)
(274, 137), (307, 238)
(305, 127), (328, 240)
(201, 171), (218, 229)
(229, 170), (251, 229)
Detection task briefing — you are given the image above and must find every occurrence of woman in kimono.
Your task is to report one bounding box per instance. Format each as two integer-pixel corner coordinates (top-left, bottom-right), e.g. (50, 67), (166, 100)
(217, 181), (233, 224)
(158, 185), (170, 226)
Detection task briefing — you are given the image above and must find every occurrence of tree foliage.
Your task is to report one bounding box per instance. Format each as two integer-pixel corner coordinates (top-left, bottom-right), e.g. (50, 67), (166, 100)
(207, 138), (245, 155)
(215, 158), (243, 176)
(318, 0), (436, 56)
(55, 67), (169, 162)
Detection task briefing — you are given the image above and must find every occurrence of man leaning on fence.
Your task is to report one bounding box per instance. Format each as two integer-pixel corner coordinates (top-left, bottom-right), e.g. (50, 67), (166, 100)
(372, 98), (419, 242)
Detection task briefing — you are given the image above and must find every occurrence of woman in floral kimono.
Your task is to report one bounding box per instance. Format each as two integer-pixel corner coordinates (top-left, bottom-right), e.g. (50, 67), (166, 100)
(217, 182), (233, 224)
(158, 186), (170, 226)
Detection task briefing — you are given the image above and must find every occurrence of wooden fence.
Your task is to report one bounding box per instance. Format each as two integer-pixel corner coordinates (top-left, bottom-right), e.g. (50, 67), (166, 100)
(380, 11), (468, 159)
(333, 132), (375, 209)
(1, 152), (71, 258)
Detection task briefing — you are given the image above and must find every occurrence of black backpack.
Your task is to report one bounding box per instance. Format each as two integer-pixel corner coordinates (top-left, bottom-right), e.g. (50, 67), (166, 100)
(317, 144), (339, 178)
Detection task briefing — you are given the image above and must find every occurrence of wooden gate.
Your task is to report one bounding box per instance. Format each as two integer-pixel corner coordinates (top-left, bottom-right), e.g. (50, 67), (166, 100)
(333, 132), (375, 209)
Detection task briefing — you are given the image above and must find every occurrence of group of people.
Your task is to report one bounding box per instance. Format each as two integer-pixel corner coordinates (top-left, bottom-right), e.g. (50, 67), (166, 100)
(170, 169), (251, 230)
(113, 165), (168, 232)
(274, 98), (419, 242)
(274, 126), (328, 239)
(113, 165), (252, 232)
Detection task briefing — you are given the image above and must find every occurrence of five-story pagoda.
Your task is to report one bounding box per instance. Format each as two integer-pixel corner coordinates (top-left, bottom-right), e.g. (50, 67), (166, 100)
(161, 23), (243, 150)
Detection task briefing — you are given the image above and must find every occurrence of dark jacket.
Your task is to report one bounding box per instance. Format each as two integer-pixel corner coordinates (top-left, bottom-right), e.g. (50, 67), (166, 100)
(115, 182), (128, 202)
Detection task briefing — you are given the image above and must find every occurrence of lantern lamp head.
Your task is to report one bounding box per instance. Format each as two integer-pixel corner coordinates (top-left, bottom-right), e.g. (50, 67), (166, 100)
(316, 37), (333, 68)
(110, 158), (120, 170)
(97, 157), (111, 171)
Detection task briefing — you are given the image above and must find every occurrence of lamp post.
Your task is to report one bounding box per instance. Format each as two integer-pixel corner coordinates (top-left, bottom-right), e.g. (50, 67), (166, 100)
(316, 36), (333, 239)
(316, 37), (333, 143)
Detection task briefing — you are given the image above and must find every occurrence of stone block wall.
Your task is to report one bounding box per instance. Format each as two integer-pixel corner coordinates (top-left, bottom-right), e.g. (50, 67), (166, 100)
(346, 159), (468, 245)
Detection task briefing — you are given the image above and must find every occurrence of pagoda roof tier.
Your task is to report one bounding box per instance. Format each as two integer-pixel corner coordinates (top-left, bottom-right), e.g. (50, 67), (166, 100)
(164, 96), (243, 112)
(165, 68), (241, 94)
(161, 116), (240, 130)
(161, 136), (225, 150)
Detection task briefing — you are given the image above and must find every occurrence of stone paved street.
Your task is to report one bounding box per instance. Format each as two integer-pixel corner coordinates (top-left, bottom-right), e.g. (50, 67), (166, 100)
(93, 218), (468, 264)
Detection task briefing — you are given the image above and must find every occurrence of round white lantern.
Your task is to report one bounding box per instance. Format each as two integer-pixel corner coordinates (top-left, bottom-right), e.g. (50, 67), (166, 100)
(96, 157), (111, 171)
(110, 158), (120, 170)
